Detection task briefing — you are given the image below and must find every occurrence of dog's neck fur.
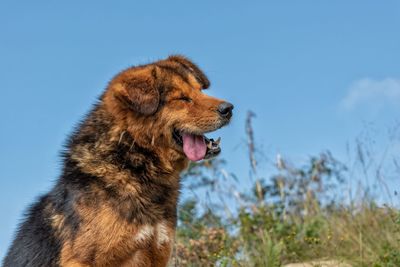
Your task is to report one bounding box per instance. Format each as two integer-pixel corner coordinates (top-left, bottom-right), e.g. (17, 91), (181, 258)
(61, 102), (186, 225)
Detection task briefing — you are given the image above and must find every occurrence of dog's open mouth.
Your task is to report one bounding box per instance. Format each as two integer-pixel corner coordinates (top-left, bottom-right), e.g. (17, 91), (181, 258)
(173, 130), (221, 161)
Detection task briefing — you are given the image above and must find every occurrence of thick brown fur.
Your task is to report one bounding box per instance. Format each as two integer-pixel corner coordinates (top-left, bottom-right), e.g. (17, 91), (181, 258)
(3, 55), (233, 267)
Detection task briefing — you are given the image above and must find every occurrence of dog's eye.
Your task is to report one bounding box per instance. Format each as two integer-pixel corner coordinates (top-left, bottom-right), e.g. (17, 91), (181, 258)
(178, 96), (192, 103)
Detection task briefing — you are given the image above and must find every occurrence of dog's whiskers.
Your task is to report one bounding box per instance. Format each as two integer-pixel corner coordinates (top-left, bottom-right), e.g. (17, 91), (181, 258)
(118, 131), (126, 145)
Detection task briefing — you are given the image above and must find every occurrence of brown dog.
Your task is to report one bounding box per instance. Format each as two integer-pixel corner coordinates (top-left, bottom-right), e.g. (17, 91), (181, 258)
(3, 55), (233, 267)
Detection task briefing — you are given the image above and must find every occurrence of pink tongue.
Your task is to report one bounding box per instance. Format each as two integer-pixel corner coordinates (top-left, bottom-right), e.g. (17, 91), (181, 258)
(182, 133), (207, 161)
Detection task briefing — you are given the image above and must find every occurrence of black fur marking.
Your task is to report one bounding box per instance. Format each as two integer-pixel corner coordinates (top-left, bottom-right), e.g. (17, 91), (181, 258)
(3, 196), (62, 267)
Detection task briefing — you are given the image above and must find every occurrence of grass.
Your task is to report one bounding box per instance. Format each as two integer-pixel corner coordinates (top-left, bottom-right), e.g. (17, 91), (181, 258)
(173, 196), (399, 266)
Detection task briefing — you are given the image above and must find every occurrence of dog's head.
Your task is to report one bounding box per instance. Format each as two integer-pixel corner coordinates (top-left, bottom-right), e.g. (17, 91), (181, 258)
(105, 55), (233, 162)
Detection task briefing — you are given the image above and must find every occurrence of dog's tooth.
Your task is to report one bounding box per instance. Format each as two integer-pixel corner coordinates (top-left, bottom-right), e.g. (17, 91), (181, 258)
(207, 141), (213, 149)
(215, 137), (221, 145)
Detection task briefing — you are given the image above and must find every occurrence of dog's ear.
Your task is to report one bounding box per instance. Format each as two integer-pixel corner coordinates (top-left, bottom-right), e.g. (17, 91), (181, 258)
(167, 55), (210, 89)
(113, 68), (160, 115)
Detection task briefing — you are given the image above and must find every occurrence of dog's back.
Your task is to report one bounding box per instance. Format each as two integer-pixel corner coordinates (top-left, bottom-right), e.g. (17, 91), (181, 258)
(4, 195), (61, 266)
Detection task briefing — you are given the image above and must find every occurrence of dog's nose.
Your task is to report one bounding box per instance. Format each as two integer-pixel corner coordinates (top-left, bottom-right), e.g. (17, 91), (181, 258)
(217, 102), (234, 118)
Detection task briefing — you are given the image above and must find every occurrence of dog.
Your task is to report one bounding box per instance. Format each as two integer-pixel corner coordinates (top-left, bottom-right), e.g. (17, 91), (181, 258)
(3, 55), (233, 267)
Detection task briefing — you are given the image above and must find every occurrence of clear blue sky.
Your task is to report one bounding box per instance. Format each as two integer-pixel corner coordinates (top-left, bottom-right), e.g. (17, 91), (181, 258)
(1, 1), (400, 258)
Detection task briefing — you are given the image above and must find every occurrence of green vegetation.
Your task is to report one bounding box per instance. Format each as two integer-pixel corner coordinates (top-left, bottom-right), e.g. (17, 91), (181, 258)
(171, 113), (400, 267)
